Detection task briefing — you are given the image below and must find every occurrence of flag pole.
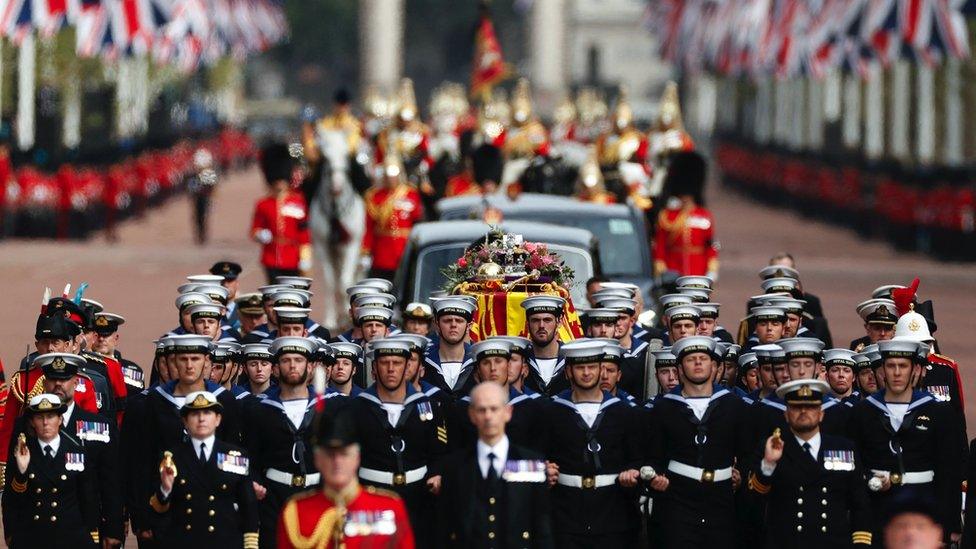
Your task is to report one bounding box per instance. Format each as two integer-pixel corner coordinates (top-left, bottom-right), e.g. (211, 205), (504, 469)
(16, 31), (36, 151)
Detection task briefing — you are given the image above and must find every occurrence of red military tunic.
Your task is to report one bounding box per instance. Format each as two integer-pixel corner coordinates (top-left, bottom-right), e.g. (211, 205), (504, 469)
(250, 191), (311, 270)
(444, 174), (481, 198)
(277, 484), (414, 549)
(362, 184), (423, 272)
(653, 204), (719, 277)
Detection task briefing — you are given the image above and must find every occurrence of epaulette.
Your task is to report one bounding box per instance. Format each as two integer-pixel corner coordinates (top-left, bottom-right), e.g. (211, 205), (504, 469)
(82, 352), (105, 364)
(365, 485), (402, 500)
(931, 353), (958, 366)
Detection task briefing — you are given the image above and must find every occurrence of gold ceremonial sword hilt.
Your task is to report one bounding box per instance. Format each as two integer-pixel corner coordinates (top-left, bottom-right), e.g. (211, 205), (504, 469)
(159, 451), (178, 477)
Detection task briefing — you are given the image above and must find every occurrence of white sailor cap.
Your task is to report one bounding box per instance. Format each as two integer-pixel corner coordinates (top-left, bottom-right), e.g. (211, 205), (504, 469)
(274, 306), (311, 324)
(560, 339), (608, 365)
(667, 305), (701, 323)
(331, 342), (364, 362)
(177, 283), (201, 295)
(856, 298), (898, 325)
(370, 338), (412, 358)
(752, 344), (786, 363)
(852, 352), (872, 371)
(877, 338), (924, 361)
(651, 348), (678, 368)
(659, 293), (694, 311)
(593, 298), (636, 314)
(775, 379), (830, 403)
(388, 334), (429, 353)
(600, 341), (626, 363)
(768, 297), (807, 315)
(677, 287), (712, 303)
(167, 334), (214, 354)
(432, 297), (477, 320)
(823, 348), (858, 368)
(353, 306), (394, 325)
(778, 338), (825, 360)
(259, 284), (293, 298)
(491, 336), (531, 356)
(591, 288), (634, 302)
(759, 265), (800, 281)
(271, 290), (312, 308)
(723, 344), (741, 361)
(242, 343), (272, 361)
(275, 275), (314, 290)
(675, 275), (714, 290)
(737, 352), (759, 370)
(187, 274), (226, 284)
(270, 337), (317, 359)
(599, 281), (639, 294)
(697, 303), (720, 319)
(583, 308), (620, 323)
(176, 292), (213, 310)
(750, 306), (787, 321)
(211, 342), (242, 362)
(861, 344), (882, 366)
(521, 296), (565, 317)
(345, 284), (384, 301)
(353, 293), (397, 309)
(671, 336), (718, 360)
(471, 339), (513, 362)
(194, 284), (231, 304)
(187, 303), (224, 320)
(871, 284), (906, 300)
(356, 278), (395, 293)
(760, 277), (799, 295)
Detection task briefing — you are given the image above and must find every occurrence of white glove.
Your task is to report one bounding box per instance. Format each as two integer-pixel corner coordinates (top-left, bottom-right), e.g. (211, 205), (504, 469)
(707, 271), (719, 283)
(299, 258), (313, 272)
(359, 255), (372, 273)
(255, 229), (273, 244)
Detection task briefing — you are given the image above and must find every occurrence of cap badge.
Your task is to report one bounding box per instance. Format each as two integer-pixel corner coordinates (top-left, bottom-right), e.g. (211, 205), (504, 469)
(38, 399), (53, 410)
(908, 318), (921, 332)
(798, 385), (813, 397)
(95, 316), (109, 327)
(51, 357), (67, 371)
(876, 305), (889, 316)
(191, 394), (210, 407)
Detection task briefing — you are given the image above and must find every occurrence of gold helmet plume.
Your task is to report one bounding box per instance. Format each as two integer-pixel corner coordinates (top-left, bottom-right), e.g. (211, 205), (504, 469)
(511, 78), (533, 124)
(396, 78), (419, 122)
(657, 81), (685, 131)
(613, 85), (633, 130)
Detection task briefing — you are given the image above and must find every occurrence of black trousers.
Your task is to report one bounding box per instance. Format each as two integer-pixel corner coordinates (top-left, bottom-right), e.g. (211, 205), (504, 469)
(264, 267), (300, 284)
(554, 530), (638, 548)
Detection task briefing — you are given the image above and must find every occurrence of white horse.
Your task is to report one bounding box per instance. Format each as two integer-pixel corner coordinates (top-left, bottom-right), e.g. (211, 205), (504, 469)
(309, 129), (367, 330)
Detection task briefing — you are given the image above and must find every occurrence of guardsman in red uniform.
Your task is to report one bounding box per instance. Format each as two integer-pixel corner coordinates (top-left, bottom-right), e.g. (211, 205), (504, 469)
(362, 150), (423, 281)
(277, 411), (415, 549)
(250, 143), (312, 283)
(653, 151), (719, 279)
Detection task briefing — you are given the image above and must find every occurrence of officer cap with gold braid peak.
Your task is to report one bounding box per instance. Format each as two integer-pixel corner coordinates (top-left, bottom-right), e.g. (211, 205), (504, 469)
(179, 390), (224, 416)
(775, 378), (829, 404)
(403, 302), (433, 321)
(273, 306), (311, 325)
(432, 297), (476, 321)
(33, 352), (86, 380)
(235, 293), (264, 315)
(671, 335), (717, 361)
(856, 298), (898, 326)
(778, 338), (825, 361)
(353, 306), (394, 326)
(275, 275), (313, 290)
(471, 339), (513, 362)
(166, 334), (214, 355)
(560, 339), (608, 365)
(210, 261), (243, 281)
(92, 312), (125, 336)
(26, 393), (68, 415)
(270, 337), (317, 360)
(187, 302), (224, 321)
